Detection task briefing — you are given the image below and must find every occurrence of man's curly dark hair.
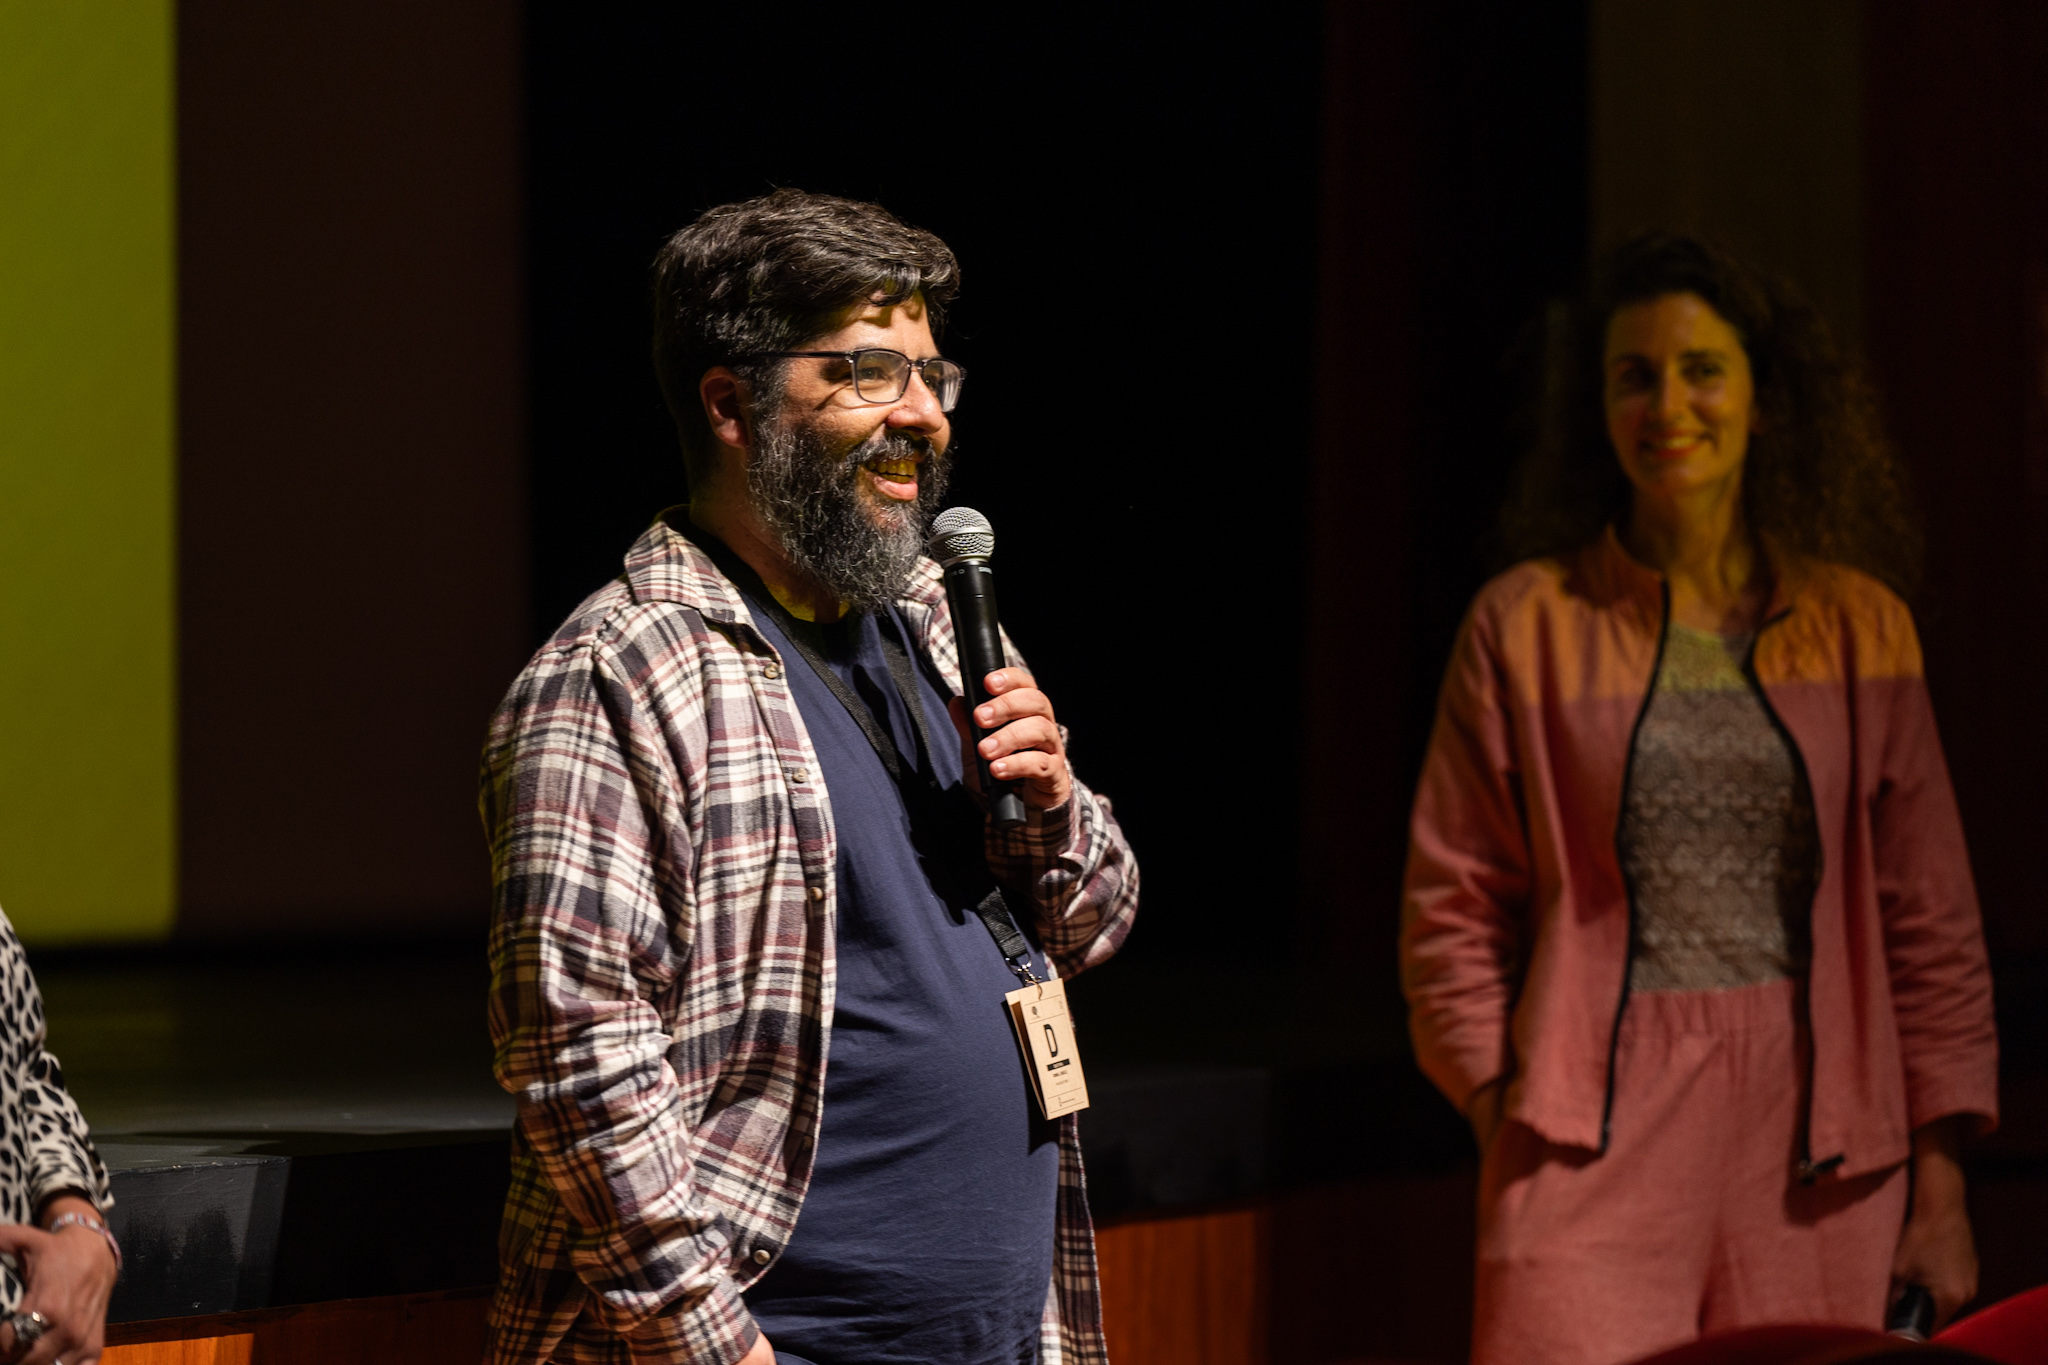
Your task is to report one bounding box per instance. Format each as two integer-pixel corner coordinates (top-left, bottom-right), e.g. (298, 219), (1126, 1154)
(1498, 232), (1923, 601)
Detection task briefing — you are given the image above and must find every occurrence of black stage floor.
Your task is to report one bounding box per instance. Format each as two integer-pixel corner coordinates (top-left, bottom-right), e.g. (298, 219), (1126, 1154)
(33, 945), (509, 1321)
(31, 943), (2048, 1325)
(31, 943), (1448, 1323)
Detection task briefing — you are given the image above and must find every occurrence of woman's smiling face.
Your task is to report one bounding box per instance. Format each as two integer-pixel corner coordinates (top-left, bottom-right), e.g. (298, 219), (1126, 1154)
(1604, 291), (1759, 503)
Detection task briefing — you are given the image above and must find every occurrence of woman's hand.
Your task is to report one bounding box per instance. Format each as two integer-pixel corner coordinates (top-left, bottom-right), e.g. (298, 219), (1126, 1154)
(949, 668), (1071, 811)
(1892, 1117), (1978, 1329)
(735, 1328), (776, 1365)
(0, 1198), (117, 1365)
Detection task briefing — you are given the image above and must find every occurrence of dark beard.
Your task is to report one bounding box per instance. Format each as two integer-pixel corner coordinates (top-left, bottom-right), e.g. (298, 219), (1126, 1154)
(747, 418), (952, 613)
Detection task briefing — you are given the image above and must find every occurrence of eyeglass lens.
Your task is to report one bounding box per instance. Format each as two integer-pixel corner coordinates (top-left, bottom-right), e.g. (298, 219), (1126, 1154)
(849, 350), (964, 412)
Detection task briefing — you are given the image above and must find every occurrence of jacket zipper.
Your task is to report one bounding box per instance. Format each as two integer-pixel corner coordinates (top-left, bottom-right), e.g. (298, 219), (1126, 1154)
(1739, 615), (1839, 1183)
(1601, 581), (1671, 1153)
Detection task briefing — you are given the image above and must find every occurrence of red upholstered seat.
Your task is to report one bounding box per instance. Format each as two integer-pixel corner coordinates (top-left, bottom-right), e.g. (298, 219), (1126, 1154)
(1622, 1323), (1992, 1365)
(1937, 1286), (2048, 1365)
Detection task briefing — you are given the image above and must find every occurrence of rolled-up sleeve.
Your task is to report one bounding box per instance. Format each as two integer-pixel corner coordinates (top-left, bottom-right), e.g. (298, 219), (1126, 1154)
(979, 629), (1138, 978)
(484, 643), (757, 1364)
(986, 775), (1138, 979)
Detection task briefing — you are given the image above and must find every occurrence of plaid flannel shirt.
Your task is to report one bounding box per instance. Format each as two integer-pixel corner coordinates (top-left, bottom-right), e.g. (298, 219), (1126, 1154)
(483, 517), (1139, 1364)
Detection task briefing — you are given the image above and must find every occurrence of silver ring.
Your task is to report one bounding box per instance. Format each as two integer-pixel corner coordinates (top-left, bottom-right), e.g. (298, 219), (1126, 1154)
(9, 1309), (49, 1346)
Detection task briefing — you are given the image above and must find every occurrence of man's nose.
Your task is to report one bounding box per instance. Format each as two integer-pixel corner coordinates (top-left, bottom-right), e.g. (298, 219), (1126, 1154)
(886, 370), (946, 433)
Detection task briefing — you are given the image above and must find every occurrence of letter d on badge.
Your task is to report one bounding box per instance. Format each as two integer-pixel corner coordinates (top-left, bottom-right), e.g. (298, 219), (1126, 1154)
(1005, 976), (1090, 1119)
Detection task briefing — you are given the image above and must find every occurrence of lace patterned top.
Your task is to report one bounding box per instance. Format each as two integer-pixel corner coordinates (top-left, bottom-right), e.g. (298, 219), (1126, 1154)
(1621, 623), (1819, 993)
(0, 909), (113, 1311)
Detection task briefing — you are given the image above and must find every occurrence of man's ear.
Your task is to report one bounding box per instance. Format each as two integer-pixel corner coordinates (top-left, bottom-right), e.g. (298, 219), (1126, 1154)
(700, 368), (751, 452)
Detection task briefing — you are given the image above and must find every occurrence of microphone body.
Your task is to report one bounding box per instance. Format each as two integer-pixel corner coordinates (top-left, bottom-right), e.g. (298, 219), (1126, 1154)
(1887, 1284), (1935, 1341)
(930, 510), (1028, 830)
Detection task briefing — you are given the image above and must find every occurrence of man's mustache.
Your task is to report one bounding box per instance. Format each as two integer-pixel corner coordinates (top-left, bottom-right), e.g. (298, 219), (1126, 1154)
(841, 430), (938, 467)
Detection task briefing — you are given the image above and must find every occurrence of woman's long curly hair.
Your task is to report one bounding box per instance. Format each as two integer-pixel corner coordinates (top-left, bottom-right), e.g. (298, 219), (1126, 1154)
(1497, 232), (1923, 602)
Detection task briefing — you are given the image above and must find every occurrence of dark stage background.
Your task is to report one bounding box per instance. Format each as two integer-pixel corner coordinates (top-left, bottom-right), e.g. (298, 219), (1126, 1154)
(159, 0), (2048, 1032)
(157, 0), (2048, 1168)
(522, 3), (1589, 1011)
(523, 5), (1334, 974)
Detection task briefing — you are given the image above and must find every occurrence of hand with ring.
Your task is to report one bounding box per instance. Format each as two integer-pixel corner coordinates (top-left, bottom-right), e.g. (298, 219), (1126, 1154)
(4, 1312), (49, 1357)
(0, 1196), (118, 1365)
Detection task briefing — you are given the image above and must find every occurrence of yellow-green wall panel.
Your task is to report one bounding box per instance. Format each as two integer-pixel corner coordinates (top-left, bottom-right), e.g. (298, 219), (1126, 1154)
(0, 1), (176, 942)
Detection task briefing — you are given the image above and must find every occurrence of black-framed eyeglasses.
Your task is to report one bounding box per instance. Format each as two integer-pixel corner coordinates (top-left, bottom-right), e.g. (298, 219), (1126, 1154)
(750, 348), (966, 412)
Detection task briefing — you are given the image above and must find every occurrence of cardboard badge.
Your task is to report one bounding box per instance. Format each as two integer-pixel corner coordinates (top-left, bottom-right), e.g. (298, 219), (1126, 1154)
(1004, 975), (1090, 1119)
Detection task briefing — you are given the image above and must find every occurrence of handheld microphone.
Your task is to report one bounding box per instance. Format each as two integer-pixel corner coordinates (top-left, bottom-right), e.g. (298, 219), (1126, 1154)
(1887, 1284), (1935, 1341)
(928, 507), (1028, 830)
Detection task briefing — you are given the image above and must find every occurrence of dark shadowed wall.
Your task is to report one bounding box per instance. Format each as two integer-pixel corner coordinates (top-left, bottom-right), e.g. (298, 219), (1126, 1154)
(523, 4), (1324, 969)
(1300, 1), (1589, 1057)
(161, 0), (2048, 1089)
(177, 2), (527, 937)
(1865, 2), (2048, 1062)
(1591, 0), (1866, 350)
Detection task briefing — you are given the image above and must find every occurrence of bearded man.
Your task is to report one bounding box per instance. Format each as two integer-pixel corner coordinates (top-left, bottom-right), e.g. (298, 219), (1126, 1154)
(482, 189), (1139, 1365)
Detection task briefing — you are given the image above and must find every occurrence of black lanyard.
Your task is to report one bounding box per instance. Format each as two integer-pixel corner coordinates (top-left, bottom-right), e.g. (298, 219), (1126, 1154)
(780, 605), (939, 797)
(693, 534), (1044, 986)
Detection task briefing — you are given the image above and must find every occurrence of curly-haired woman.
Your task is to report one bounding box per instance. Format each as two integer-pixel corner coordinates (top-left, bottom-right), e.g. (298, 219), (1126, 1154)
(1400, 234), (1997, 1365)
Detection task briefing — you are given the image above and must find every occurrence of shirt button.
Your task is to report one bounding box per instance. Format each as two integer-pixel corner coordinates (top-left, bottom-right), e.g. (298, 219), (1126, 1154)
(752, 1248), (773, 1265)
(790, 766), (808, 784)
(762, 661), (782, 679)
(807, 886), (824, 903)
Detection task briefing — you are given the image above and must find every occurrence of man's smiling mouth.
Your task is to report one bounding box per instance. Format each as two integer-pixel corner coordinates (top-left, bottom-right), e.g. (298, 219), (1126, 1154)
(858, 452), (924, 501)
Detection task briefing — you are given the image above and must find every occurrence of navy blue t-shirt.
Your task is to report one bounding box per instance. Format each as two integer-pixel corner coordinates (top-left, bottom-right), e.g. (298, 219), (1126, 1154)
(740, 594), (1060, 1365)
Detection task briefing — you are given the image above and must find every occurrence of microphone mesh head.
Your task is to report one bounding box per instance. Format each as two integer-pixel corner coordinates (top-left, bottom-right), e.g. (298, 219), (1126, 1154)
(929, 506), (994, 562)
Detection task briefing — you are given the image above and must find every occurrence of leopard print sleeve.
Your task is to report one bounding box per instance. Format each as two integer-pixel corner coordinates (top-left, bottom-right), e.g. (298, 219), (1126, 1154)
(0, 910), (112, 1273)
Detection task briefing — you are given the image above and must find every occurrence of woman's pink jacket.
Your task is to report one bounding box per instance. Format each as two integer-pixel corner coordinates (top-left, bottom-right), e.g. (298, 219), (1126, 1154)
(1401, 529), (1998, 1178)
